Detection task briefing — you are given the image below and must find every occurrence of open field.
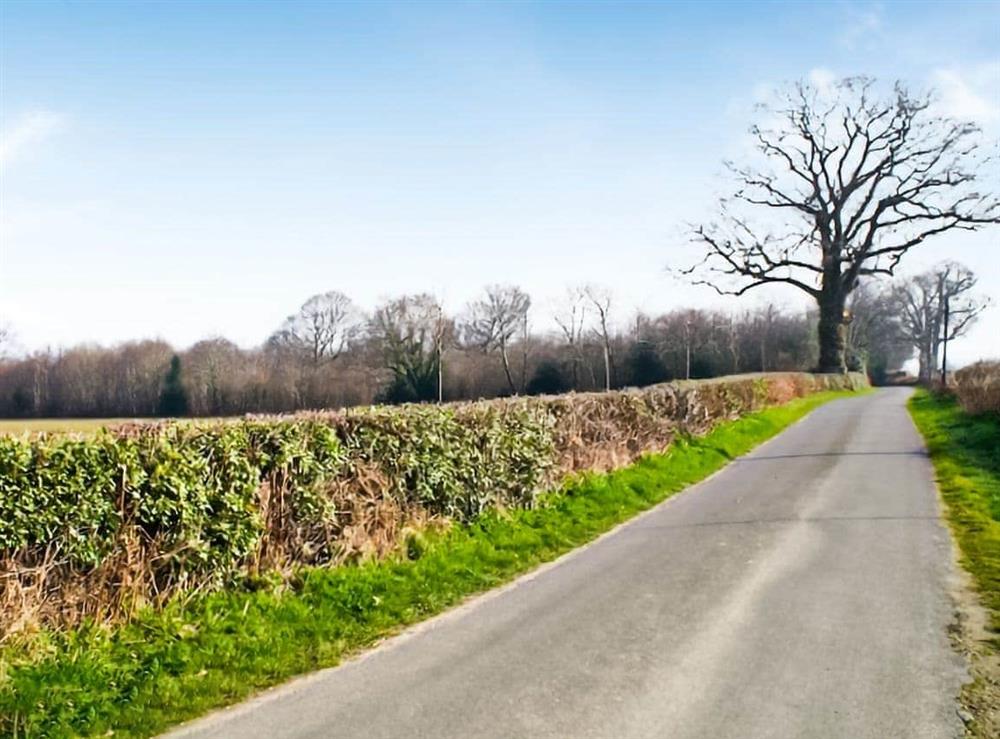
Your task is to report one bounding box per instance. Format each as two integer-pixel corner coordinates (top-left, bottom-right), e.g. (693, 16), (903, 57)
(0, 417), (231, 435)
(0, 418), (147, 435)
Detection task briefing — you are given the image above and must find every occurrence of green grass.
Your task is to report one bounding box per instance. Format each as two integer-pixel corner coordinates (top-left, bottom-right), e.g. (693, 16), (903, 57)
(908, 391), (1000, 738)
(0, 390), (858, 738)
(908, 391), (1000, 639)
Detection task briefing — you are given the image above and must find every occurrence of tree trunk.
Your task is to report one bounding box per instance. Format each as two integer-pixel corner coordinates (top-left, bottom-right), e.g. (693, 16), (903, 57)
(499, 343), (517, 395)
(817, 292), (847, 373)
(917, 344), (933, 385)
(930, 336), (942, 382)
(602, 344), (611, 391)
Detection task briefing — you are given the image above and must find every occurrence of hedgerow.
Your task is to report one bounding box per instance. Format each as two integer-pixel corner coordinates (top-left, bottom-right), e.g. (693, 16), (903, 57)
(0, 372), (864, 636)
(953, 361), (1000, 416)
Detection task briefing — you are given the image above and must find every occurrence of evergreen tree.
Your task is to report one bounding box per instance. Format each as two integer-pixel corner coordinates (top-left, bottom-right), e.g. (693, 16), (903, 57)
(624, 341), (669, 387)
(526, 360), (570, 396)
(158, 354), (189, 416)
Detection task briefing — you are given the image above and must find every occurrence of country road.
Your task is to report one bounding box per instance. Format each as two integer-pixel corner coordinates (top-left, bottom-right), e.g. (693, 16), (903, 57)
(168, 388), (969, 739)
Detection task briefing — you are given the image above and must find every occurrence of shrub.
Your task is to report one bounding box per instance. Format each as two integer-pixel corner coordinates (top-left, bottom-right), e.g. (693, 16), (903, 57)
(526, 360), (570, 395)
(954, 361), (1000, 416)
(0, 372), (864, 635)
(623, 341), (670, 387)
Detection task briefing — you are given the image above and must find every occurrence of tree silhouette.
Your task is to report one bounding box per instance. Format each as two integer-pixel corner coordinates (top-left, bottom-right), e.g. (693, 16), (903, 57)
(158, 355), (189, 417)
(686, 76), (999, 372)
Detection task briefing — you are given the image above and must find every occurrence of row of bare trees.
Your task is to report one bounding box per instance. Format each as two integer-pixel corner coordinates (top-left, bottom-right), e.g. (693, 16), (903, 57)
(0, 291), (815, 418)
(0, 260), (986, 417)
(847, 261), (989, 384)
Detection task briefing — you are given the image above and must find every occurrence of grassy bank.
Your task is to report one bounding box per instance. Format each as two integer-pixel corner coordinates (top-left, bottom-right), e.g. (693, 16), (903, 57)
(908, 390), (1000, 736)
(1, 390), (855, 738)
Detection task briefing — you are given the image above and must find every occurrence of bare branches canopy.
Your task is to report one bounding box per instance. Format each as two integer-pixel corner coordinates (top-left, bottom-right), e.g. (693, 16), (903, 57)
(371, 293), (448, 403)
(890, 262), (989, 382)
(269, 291), (364, 366)
(462, 285), (531, 394)
(686, 75), (999, 372)
(1, 291), (848, 418)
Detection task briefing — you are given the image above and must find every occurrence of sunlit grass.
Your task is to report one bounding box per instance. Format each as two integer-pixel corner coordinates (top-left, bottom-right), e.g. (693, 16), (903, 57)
(909, 391), (1000, 632)
(0, 417), (232, 436)
(908, 390), (1000, 738)
(0, 418), (139, 435)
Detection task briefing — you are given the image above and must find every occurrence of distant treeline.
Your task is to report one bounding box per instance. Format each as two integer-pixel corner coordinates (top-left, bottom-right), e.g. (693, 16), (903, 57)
(0, 281), (918, 419)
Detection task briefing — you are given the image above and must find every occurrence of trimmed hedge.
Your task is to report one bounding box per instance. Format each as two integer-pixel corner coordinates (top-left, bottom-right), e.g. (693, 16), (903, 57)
(0, 372), (864, 635)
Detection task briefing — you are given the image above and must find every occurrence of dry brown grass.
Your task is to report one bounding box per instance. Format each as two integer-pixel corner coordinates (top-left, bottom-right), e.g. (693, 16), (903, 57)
(954, 361), (1000, 416)
(0, 418), (137, 435)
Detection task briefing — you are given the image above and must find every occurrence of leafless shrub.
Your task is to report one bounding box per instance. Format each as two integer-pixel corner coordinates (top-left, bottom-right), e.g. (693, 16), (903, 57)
(954, 361), (1000, 416)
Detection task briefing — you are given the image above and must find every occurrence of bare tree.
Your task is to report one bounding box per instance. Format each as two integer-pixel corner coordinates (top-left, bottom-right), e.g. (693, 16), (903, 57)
(269, 291), (364, 367)
(185, 337), (245, 415)
(0, 323), (11, 360)
(112, 340), (175, 416)
(462, 285), (531, 395)
(686, 76), (999, 372)
(751, 303), (778, 372)
(891, 262), (989, 383)
(0, 300), (842, 417)
(584, 285), (616, 390)
(370, 293), (449, 403)
(553, 286), (590, 390)
(720, 315), (741, 374)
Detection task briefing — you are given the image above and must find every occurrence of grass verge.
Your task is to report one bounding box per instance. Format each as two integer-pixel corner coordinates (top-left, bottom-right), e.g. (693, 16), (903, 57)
(1, 389), (857, 738)
(908, 390), (1000, 737)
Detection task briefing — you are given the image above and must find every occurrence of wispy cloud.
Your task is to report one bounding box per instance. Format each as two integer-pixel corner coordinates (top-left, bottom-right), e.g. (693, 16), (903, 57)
(838, 3), (884, 51)
(0, 110), (66, 167)
(928, 63), (1000, 126)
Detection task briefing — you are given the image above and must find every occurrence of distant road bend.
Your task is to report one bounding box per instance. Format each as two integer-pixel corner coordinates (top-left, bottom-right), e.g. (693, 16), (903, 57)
(169, 388), (968, 739)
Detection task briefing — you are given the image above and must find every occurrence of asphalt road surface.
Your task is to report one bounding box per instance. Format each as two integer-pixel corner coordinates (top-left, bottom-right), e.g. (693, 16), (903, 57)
(168, 388), (968, 739)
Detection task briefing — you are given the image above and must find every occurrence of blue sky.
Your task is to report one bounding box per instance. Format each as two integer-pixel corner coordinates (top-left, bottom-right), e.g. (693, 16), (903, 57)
(2, 0), (998, 363)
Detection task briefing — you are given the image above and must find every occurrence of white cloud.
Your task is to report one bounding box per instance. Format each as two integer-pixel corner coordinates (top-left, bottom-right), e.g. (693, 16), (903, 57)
(839, 4), (883, 51)
(928, 63), (1000, 126)
(0, 110), (66, 167)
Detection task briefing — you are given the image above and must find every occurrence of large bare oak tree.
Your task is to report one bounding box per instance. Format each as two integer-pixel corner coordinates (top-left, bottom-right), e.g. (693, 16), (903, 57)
(686, 76), (999, 372)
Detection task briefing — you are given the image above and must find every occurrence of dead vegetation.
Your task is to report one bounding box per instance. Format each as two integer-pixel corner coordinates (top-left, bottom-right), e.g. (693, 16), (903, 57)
(954, 361), (1000, 417)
